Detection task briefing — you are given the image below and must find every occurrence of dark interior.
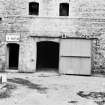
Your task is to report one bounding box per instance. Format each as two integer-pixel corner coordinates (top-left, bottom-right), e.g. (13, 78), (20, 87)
(59, 3), (69, 16)
(29, 2), (39, 15)
(7, 43), (19, 69)
(36, 41), (59, 71)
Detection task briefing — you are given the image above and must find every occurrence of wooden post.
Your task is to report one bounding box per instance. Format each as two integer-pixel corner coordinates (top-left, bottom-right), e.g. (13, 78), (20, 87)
(1, 74), (7, 84)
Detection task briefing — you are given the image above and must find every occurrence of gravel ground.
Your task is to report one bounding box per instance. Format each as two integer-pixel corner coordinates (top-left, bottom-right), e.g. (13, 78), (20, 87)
(0, 72), (105, 105)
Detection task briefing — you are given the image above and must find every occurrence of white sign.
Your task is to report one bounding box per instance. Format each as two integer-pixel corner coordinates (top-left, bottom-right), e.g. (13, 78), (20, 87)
(6, 34), (20, 42)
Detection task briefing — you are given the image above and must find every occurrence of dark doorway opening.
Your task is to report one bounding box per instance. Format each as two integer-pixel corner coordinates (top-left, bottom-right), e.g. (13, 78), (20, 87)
(36, 41), (59, 71)
(7, 43), (19, 69)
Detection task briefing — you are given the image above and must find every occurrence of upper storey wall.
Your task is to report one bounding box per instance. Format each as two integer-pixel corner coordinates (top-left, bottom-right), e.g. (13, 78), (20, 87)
(1, 0), (105, 38)
(0, 0), (105, 18)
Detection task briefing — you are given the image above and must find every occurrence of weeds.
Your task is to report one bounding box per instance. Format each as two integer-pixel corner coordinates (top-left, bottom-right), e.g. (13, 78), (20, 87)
(77, 91), (105, 105)
(0, 83), (16, 98)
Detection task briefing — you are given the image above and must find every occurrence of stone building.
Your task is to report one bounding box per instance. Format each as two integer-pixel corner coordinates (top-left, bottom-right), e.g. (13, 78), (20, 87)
(0, 0), (104, 75)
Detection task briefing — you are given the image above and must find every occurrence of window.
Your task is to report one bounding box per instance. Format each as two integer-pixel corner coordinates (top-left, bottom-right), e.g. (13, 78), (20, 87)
(29, 2), (39, 15)
(59, 3), (69, 16)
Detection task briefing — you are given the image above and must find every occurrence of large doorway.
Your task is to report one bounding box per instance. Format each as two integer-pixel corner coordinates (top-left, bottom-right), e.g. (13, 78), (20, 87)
(7, 43), (19, 69)
(36, 41), (59, 71)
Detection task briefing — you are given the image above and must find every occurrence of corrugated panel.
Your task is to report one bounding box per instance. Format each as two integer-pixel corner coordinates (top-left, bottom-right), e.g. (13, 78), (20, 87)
(60, 57), (91, 75)
(59, 39), (91, 75)
(60, 39), (91, 57)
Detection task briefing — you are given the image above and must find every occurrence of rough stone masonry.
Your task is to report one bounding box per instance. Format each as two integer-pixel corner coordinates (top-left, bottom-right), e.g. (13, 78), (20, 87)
(0, 0), (104, 73)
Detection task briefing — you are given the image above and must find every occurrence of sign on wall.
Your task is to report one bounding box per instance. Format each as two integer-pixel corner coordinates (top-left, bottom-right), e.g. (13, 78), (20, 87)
(6, 34), (20, 42)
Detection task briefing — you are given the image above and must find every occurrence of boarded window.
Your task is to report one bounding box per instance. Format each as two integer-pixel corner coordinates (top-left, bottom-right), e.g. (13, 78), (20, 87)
(29, 2), (39, 15)
(59, 3), (69, 16)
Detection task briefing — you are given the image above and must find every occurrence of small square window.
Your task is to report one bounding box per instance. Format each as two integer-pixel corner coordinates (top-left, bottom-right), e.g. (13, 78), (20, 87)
(59, 3), (69, 16)
(29, 2), (39, 15)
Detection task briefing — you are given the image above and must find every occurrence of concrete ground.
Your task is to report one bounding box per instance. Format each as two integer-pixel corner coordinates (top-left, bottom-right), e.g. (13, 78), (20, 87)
(0, 71), (105, 105)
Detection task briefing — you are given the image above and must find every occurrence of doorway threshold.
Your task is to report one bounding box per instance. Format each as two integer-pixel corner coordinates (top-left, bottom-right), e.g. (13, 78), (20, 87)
(5, 69), (18, 73)
(36, 71), (59, 77)
(37, 68), (59, 72)
(36, 68), (59, 75)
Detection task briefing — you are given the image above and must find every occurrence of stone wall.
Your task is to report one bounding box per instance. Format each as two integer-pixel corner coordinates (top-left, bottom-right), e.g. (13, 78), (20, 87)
(0, 0), (105, 72)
